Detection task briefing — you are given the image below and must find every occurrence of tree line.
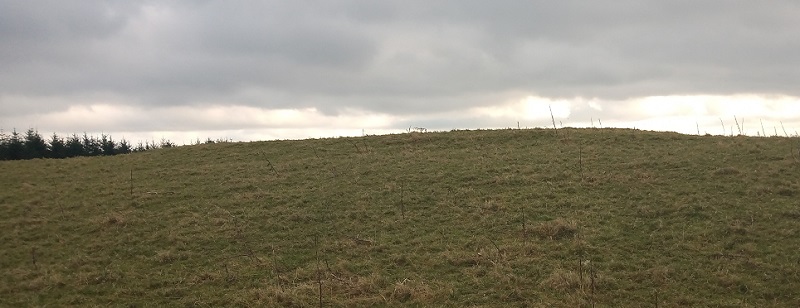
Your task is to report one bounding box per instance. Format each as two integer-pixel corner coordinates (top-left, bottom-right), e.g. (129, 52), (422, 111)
(0, 128), (178, 161)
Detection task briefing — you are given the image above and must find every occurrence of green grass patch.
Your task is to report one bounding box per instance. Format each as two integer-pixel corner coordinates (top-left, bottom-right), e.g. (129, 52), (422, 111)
(2, 128), (799, 306)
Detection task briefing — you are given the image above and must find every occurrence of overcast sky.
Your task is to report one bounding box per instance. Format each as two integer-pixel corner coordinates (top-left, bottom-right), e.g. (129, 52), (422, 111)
(2, 1), (800, 143)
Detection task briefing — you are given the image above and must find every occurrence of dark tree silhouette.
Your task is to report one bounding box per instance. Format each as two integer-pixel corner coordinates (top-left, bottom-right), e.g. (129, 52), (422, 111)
(0, 130), (8, 160)
(82, 133), (102, 156)
(49, 133), (67, 159)
(23, 129), (48, 159)
(160, 138), (176, 148)
(66, 134), (84, 158)
(0, 128), (177, 160)
(100, 134), (116, 156)
(5, 129), (24, 160)
(117, 138), (132, 154)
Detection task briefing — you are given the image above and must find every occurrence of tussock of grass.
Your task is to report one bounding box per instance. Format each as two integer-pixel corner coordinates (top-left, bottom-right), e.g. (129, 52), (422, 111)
(540, 267), (610, 291)
(532, 218), (577, 240)
(2, 128), (799, 306)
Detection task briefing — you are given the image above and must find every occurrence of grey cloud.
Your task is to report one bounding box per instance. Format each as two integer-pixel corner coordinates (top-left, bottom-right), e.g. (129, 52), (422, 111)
(2, 0), (800, 121)
(0, 0), (130, 43)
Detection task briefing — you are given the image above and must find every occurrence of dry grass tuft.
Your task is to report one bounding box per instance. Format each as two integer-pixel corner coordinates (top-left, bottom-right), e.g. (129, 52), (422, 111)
(540, 268), (582, 291)
(383, 278), (435, 304)
(532, 218), (577, 240)
(154, 250), (186, 264)
(96, 212), (126, 227)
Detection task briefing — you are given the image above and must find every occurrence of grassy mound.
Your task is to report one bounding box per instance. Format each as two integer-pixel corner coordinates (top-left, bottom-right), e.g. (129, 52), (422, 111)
(2, 128), (799, 306)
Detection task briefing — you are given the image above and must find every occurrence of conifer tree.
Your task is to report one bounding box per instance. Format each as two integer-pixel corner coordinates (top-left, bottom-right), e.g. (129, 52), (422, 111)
(23, 128), (48, 159)
(6, 129), (24, 160)
(134, 141), (146, 152)
(0, 130), (8, 160)
(116, 138), (132, 154)
(82, 133), (102, 156)
(66, 134), (84, 158)
(160, 138), (176, 148)
(49, 133), (67, 159)
(0, 129), (176, 160)
(100, 134), (116, 156)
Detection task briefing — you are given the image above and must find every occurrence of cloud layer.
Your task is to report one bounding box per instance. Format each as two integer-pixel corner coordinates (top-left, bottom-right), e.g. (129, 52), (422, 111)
(2, 1), (799, 141)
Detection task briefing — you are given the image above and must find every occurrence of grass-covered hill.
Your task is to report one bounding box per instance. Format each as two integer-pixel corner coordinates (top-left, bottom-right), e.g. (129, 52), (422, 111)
(2, 128), (799, 307)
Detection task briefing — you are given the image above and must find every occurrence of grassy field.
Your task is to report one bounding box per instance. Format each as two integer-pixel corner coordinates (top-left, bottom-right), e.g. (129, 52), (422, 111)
(2, 128), (799, 307)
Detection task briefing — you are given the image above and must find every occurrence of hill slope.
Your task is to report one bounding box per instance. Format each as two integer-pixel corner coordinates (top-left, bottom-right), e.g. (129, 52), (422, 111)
(2, 128), (799, 306)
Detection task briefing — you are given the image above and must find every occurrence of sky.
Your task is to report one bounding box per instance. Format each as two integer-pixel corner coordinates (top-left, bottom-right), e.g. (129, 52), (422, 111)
(2, 1), (800, 144)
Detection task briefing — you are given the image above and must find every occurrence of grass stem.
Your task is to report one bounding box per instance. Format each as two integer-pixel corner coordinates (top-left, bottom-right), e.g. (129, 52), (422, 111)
(315, 234), (323, 308)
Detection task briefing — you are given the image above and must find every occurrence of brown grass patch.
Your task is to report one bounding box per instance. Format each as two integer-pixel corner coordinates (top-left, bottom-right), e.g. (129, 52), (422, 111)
(532, 218), (577, 240)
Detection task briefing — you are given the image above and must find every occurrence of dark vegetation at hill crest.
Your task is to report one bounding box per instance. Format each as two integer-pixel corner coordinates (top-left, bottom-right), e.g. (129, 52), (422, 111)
(0, 128), (231, 161)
